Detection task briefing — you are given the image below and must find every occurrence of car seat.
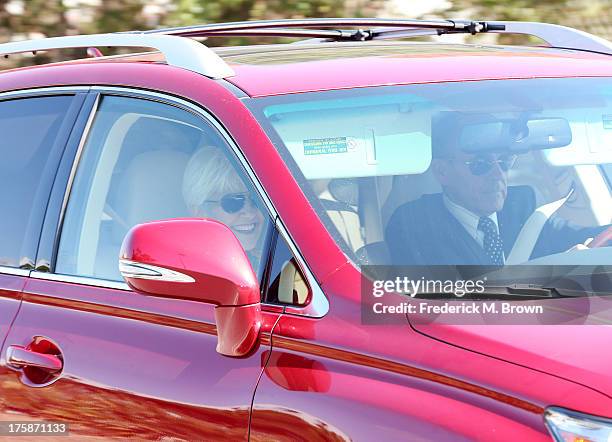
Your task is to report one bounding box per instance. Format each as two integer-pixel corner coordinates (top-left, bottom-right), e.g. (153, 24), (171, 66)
(94, 149), (191, 280)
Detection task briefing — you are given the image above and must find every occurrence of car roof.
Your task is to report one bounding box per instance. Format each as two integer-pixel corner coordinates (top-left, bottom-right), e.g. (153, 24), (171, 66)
(217, 41), (612, 97)
(1, 40), (611, 98)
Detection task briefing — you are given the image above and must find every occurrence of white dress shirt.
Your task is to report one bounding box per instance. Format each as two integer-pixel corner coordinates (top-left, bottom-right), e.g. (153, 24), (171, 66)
(443, 194), (502, 254)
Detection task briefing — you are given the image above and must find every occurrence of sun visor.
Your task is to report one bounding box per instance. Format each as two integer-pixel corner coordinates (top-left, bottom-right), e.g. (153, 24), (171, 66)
(265, 101), (432, 179)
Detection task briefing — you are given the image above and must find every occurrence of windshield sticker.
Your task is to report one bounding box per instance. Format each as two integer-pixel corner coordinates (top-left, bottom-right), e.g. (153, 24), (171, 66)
(303, 137), (355, 155)
(603, 115), (612, 130)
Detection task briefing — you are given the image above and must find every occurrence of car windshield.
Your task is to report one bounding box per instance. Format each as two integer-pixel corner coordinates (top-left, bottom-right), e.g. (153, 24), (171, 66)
(247, 78), (612, 277)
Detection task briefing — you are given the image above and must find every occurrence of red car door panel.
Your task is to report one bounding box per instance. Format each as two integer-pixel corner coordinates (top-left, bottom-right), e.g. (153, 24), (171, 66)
(0, 273), (25, 364)
(252, 317), (549, 442)
(251, 268), (612, 440)
(1, 277), (272, 439)
(0, 274), (24, 336)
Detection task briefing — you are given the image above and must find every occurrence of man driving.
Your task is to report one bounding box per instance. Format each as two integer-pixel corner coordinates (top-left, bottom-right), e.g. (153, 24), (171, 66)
(385, 112), (606, 265)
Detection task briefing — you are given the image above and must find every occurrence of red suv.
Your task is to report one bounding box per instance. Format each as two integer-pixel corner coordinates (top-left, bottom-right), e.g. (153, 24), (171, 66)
(1, 18), (611, 441)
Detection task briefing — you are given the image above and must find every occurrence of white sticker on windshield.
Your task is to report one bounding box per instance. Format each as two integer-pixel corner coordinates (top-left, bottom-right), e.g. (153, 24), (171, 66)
(303, 137), (351, 155)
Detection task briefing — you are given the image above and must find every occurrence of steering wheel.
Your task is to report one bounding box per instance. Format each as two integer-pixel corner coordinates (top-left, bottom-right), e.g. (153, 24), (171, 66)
(588, 225), (612, 248)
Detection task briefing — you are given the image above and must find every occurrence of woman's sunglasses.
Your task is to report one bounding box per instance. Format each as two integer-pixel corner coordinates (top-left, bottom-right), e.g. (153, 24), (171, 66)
(205, 193), (256, 214)
(462, 154), (517, 176)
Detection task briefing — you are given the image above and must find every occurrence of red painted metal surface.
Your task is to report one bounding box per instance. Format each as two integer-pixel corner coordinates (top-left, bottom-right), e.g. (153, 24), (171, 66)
(215, 304), (262, 357)
(120, 218), (260, 306)
(0, 274), (24, 354)
(4, 46), (612, 99)
(412, 322), (612, 398)
(120, 218), (263, 357)
(250, 263), (612, 440)
(226, 50), (612, 97)
(1, 43), (611, 440)
(0, 278), (279, 439)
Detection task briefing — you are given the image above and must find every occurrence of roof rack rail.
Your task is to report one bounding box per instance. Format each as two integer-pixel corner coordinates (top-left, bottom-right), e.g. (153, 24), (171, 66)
(141, 18), (502, 39)
(0, 33), (235, 78)
(488, 21), (612, 54)
(143, 18), (611, 55)
(369, 21), (612, 55)
(0, 19), (607, 77)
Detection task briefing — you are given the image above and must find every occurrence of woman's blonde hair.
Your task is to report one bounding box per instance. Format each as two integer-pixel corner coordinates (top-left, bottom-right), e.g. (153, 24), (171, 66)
(182, 146), (245, 214)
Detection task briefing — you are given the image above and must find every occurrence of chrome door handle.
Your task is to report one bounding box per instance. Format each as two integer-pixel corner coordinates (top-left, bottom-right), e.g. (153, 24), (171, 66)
(6, 345), (63, 372)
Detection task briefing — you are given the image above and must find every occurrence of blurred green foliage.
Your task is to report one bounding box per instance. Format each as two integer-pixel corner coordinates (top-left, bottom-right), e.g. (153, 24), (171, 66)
(162, 0), (367, 46)
(0, 0), (383, 40)
(0, 0), (610, 63)
(0, 0), (384, 60)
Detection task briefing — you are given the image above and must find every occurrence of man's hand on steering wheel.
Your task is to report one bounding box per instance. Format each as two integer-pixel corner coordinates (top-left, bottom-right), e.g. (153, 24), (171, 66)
(588, 225), (612, 248)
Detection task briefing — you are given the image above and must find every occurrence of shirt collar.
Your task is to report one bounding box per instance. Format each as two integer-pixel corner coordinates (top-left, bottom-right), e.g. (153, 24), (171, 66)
(443, 194), (499, 232)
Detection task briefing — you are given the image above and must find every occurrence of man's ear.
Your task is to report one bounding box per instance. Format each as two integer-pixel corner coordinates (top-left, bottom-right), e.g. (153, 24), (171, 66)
(431, 158), (451, 186)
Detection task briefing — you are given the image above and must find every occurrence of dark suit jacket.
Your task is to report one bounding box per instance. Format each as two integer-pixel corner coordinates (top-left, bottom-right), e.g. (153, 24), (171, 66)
(385, 186), (604, 265)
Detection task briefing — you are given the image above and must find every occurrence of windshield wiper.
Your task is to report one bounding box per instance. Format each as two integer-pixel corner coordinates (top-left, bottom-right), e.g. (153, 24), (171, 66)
(410, 284), (596, 300)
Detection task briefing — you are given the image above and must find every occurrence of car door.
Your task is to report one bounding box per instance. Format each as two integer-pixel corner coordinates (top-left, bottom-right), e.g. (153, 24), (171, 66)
(0, 91), (86, 400)
(1, 89), (277, 440)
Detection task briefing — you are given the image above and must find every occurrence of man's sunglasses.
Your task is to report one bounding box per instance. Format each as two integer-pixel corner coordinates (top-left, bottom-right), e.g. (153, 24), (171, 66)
(205, 193), (256, 214)
(462, 155), (517, 176)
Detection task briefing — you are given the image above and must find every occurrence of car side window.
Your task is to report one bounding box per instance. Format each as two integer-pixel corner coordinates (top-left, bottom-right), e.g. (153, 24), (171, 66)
(0, 95), (75, 269)
(56, 95), (272, 282)
(264, 232), (310, 306)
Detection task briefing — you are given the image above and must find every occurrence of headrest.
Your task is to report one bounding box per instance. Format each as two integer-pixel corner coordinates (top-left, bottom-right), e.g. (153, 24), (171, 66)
(114, 149), (191, 239)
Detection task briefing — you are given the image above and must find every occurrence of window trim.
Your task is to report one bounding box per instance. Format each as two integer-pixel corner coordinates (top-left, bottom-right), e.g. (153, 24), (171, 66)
(57, 93), (101, 255)
(30, 270), (129, 291)
(0, 266), (30, 277)
(0, 87), (91, 99)
(32, 90), (99, 272)
(0, 87), (90, 271)
(33, 86), (328, 318)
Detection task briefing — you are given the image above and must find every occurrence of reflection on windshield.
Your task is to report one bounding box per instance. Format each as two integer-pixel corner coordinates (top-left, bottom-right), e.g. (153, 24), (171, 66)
(249, 78), (612, 270)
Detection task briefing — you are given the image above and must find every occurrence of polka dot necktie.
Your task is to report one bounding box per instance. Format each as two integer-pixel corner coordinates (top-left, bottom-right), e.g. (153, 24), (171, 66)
(478, 217), (504, 265)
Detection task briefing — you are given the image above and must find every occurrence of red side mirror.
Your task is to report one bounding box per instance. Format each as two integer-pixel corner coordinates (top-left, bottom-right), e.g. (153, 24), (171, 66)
(119, 218), (261, 357)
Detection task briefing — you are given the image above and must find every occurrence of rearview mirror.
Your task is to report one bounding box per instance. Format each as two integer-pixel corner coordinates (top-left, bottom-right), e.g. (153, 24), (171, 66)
(119, 218), (261, 358)
(459, 117), (572, 153)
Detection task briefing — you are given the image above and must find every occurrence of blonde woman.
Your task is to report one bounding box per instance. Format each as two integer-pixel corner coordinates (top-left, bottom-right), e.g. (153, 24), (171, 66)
(183, 146), (267, 270)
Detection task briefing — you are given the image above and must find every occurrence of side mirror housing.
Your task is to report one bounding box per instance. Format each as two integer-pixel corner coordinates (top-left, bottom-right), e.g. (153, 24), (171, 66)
(119, 218), (261, 357)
